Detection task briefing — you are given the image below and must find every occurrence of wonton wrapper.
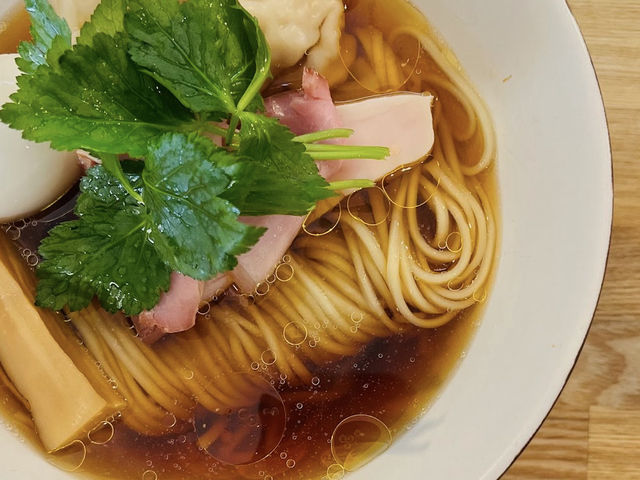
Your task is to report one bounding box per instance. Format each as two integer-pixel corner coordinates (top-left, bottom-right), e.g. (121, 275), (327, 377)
(240, 0), (344, 77)
(49, 0), (101, 39)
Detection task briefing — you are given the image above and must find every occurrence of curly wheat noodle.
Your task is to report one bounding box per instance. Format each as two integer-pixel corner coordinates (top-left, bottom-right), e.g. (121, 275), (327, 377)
(61, 37), (496, 435)
(390, 25), (496, 175)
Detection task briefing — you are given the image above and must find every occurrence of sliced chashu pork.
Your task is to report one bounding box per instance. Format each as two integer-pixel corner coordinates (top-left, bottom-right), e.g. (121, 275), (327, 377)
(134, 70), (434, 342)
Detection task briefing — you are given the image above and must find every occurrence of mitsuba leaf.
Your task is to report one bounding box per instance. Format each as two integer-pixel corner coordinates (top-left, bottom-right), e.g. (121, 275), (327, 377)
(221, 113), (334, 216)
(36, 166), (172, 314)
(80, 159), (143, 206)
(1, 33), (196, 156)
(17, 0), (72, 73)
(78, 0), (127, 46)
(125, 0), (270, 115)
(36, 135), (268, 314)
(143, 133), (265, 279)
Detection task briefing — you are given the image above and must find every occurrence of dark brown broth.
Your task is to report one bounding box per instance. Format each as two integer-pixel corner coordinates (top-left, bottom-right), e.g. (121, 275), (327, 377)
(0, 1), (498, 479)
(0, 6), (30, 54)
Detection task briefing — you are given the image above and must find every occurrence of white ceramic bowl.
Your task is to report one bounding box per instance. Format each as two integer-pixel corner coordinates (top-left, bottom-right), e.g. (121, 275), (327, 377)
(0, 0), (612, 479)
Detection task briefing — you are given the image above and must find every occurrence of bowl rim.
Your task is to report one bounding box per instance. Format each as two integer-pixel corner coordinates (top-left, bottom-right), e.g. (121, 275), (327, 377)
(494, 0), (614, 474)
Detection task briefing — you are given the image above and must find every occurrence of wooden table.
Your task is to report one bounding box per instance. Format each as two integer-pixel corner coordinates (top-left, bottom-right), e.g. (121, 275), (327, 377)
(502, 1), (640, 478)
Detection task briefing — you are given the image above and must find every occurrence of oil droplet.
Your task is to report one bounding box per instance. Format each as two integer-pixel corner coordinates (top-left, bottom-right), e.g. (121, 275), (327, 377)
(198, 303), (211, 316)
(346, 187), (391, 227)
(327, 463), (346, 480)
(161, 412), (177, 429)
(275, 263), (295, 282)
(255, 282), (270, 296)
(47, 440), (86, 472)
(6, 225), (20, 241)
(88, 421), (115, 445)
(261, 349), (277, 366)
(283, 322), (308, 346)
(280, 451), (287, 459)
(142, 470), (158, 480)
(303, 203), (342, 236)
(286, 459), (296, 468)
(472, 287), (488, 303)
(330, 415), (392, 472)
(26, 254), (39, 267)
(444, 231), (463, 253)
(311, 377), (321, 386)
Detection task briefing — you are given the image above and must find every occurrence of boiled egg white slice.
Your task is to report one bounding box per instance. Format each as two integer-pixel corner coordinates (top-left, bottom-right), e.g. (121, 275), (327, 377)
(0, 53), (81, 223)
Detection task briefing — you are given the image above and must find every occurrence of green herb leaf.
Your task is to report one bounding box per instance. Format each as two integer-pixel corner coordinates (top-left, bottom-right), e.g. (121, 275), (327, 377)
(1, 33), (197, 156)
(77, 0), (127, 46)
(17, 0), (72, 73)
(7, 0), (390, 318)
(36, 133), (266, 314)
(220, 113), (335, 216)
(36, 166), (172, 314)
(143, 133), (264, 280)
(125, 0), (270, 115)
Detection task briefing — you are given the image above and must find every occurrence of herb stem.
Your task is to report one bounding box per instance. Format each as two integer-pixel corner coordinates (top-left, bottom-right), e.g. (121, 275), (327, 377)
(199, 123), (228, 138)
(305, 145), (390, 161)
(226, 115), (240, 145)
(293, 128), (354, 143)
(100, 154), (144, 204)
(327, 179), (376, 191)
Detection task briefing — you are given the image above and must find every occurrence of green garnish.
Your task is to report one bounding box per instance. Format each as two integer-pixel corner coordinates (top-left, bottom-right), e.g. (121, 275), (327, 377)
(125, 0), (269, 116)
(78, 0), (126, 45)
(36, 163), (173, 314)
(0, 0), (390, 315)
(4, 32), (197, 156)
(17, 0), (72, 73)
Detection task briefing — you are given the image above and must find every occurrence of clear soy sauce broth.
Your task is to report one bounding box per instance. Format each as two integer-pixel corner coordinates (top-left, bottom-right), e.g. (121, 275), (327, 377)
(0, 0), (498, 479)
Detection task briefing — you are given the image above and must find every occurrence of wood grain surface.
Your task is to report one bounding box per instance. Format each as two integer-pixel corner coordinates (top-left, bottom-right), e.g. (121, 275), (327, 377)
(502, 1), (640, 478)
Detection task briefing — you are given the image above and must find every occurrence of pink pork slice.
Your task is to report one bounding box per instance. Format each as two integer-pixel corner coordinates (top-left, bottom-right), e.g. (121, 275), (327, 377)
(134, 272), (204, 344)
(333, 92), (434, 182)
(134, 73), (434, 341)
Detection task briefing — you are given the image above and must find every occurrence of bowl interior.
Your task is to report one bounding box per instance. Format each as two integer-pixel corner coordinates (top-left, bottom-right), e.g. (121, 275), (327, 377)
(0, 0), (612, 479)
